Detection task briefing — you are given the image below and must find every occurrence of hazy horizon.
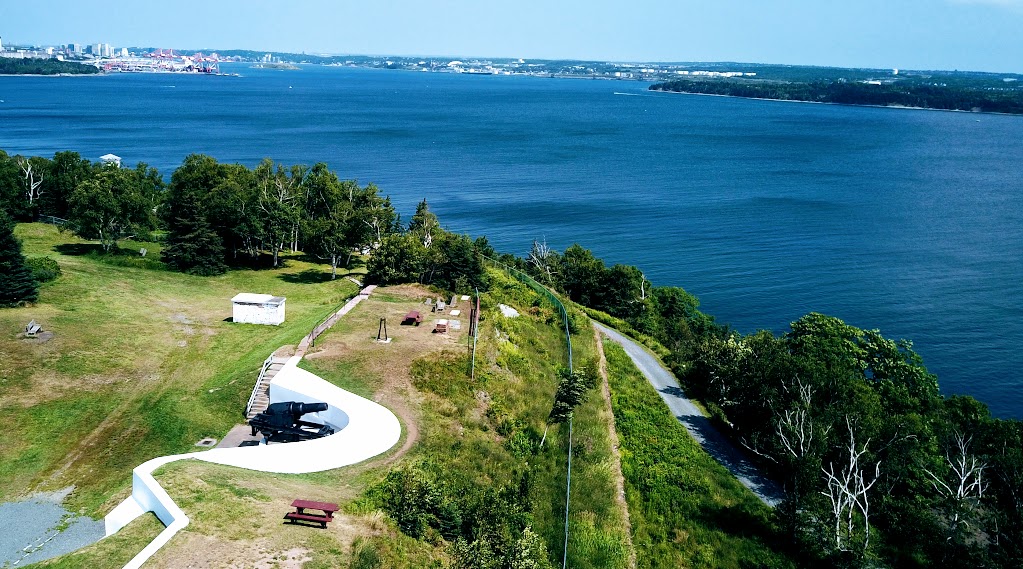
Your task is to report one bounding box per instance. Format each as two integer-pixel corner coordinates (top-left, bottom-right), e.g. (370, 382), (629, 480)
(2, 0), (1022, 74)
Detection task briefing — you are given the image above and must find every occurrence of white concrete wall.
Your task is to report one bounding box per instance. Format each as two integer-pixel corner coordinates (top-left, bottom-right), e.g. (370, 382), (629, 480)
(104, 355), (401, 568)
(103, 454), (191, 569)
(233, 301), (285, 326)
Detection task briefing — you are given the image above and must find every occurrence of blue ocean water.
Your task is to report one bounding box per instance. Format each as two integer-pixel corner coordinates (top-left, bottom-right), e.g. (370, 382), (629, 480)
(2, 64), (1022, 417)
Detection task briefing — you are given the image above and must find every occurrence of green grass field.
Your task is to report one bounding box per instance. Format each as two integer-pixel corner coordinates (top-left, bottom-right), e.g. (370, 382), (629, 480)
(1, 223), (360, 515)
(4, 228), (634, 567)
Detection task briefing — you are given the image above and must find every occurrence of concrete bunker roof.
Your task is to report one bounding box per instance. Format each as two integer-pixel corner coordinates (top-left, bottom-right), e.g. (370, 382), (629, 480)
(231, 293), (285, 305)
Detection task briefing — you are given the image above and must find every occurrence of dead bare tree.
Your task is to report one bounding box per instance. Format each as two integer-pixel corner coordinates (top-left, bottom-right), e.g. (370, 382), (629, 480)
(18, 157), (44, 207)
(528, 238), (558, 286)
(821, 416), (880, 554)
(363, 215), (385, 248)
(924, 431), (988, 540)
(777, 379), (830, 460)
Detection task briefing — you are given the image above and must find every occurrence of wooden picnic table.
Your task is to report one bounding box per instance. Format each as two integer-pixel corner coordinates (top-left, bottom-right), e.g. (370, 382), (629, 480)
(284, 499), (339, 528)
(402, 310), (422, 325)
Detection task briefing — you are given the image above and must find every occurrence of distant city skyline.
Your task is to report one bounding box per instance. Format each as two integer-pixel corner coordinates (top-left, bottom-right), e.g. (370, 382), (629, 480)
(2, 0), (1022, 73)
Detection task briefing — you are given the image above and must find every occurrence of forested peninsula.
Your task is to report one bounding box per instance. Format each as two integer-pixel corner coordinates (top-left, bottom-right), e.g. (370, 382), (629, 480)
(3, 147), (1023, 568)
(650, 78), (1023, 114)
(0, 58), (99, 75)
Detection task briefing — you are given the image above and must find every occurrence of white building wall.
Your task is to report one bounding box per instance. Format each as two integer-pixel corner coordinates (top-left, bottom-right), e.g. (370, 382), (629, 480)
(232, 300), (285, 325)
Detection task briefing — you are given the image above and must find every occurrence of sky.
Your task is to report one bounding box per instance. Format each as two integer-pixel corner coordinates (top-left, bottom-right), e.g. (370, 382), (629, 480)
(2, 0), (1022, 73)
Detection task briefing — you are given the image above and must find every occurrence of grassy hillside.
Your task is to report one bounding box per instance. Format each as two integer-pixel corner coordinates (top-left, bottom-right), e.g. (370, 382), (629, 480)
(9, 226), (632, 567)
(1, 223), (360, 514)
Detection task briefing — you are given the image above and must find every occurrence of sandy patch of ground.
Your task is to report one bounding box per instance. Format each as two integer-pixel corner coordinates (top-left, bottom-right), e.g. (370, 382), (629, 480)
(303, 284), (471, 466)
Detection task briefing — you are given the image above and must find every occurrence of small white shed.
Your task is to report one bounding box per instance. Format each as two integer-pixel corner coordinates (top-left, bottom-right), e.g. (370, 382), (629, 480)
(231, 293), (286, 326)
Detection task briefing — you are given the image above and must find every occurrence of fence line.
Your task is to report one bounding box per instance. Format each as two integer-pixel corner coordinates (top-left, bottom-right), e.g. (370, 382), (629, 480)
(470, 287), (480, 380)
(38, 215), (68, 227)
(308, 292), (359, 348)
(482, 256), (574, 569)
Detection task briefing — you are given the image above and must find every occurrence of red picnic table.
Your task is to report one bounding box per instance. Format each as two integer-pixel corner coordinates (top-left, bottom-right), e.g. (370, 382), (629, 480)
(284, 499), (339, 528)
(402, 310), (422, 326)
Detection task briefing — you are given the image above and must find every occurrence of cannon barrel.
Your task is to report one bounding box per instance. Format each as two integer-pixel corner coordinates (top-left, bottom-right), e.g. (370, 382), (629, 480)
(250, 401), (335, 442)
(290, 401), (327, 415)
(265, 401), (327, 417)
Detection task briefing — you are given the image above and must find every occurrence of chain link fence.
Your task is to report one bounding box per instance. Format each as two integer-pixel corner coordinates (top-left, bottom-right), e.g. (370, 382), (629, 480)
(482, 255), (575, 568)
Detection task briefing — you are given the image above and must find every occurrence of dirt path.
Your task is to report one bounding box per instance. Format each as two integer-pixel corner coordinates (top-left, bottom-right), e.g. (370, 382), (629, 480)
(594, 322), (784, 507)
(375, 392), (420, 466)
(592, 327), (638, 569)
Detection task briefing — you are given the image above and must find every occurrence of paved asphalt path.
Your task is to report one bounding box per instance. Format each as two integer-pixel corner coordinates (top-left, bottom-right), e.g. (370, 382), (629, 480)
(595, 322), (784, 506)
(0, 493), (105, 566)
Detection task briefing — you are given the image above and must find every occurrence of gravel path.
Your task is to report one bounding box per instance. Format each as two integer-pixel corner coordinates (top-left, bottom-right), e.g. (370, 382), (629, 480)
(595, 322), (784, 506)
(0, 491), (105, 566)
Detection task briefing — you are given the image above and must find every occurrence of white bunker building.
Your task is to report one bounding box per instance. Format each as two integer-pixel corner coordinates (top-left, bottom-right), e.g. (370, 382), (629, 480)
(231, 293), (286, 325)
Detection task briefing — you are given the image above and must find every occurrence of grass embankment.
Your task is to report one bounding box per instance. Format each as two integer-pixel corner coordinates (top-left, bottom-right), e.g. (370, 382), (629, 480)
(9, 225), (630, 567)
(295, 269), (632, 567)
(1, 223), (359, 516)
(420, 269), (631, 569)
(603, 341), (796, 568)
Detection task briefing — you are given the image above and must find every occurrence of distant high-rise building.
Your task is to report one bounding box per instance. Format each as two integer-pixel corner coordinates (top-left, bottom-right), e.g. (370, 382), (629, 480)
(0, 36), (4, 51)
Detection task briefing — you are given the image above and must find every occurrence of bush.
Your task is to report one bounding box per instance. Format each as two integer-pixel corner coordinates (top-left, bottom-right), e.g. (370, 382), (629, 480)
(26, 256), (62, 283)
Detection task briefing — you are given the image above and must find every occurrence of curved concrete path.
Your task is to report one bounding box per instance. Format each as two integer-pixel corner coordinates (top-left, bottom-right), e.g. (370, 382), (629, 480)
(594, 322), (784, 506)
(104, 356), (401, 569)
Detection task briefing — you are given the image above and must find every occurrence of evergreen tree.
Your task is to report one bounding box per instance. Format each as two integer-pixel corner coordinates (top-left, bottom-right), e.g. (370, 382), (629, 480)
(408, 199), (439, 248)
(161, 191), (226, 276)
(0, 212), (39, 307)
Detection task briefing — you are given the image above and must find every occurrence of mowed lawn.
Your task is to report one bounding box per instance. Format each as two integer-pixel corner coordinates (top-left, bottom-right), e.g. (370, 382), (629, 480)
(0, 223), (360, 515)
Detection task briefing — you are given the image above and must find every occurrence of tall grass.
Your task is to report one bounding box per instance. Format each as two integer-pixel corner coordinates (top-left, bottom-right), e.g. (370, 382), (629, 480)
(604, 341), (796, 569)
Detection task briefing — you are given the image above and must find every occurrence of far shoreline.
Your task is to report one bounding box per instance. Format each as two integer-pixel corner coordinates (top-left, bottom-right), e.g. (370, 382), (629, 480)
(648, 87), (1023, 118)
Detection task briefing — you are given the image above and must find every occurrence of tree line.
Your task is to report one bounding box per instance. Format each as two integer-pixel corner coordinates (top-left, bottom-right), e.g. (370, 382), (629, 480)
(650, 78), (1023, 114)
(0, 149), (489, 291)
(0, 58), (99, 75)
(501, 240), (1023, 568)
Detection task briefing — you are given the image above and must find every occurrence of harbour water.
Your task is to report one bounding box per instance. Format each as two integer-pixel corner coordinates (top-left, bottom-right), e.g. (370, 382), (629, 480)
(2, 64), (1021, 417)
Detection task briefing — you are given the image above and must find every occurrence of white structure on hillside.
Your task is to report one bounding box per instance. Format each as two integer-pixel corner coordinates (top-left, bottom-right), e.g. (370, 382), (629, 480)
(232, 293), (286, 325)
(100, 153), (121, 167)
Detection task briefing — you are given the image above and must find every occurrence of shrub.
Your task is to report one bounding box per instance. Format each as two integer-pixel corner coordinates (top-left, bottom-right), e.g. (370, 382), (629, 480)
(26, 256), (62, 283)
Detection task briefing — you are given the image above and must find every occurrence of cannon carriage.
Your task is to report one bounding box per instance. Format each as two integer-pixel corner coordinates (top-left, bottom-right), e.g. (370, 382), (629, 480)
(248, 401), (335, 443)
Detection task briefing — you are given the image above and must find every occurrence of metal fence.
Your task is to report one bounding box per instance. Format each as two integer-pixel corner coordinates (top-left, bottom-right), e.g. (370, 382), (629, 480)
(482, 256), (574, 569)
(482, 256), (573, 370)
(308, 292), (359, 348)
(38, 215), (68, 227)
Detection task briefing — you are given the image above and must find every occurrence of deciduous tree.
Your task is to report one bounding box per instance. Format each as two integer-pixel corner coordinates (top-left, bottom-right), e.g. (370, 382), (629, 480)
(66, 163), (161, 252)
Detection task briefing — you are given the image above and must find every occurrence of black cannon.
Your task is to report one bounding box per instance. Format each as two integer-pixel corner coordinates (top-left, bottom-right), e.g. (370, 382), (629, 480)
(249, 401), (335, 443)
